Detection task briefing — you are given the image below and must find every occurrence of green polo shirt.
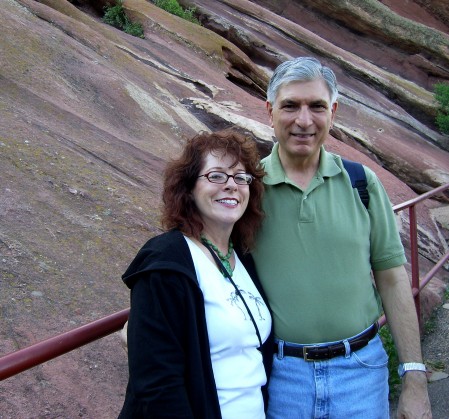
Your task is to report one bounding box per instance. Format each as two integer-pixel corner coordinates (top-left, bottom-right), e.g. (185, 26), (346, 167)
(252, 144), (406, 343)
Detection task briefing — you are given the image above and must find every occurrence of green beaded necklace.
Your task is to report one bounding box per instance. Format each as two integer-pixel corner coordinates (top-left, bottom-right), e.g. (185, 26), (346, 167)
(200, 234), (234, 277)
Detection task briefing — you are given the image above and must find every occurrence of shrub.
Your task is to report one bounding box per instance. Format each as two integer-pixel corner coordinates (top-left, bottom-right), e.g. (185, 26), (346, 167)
(434, 82), (449, 134)
(123, 21), (145, 38)
(379, 326), (401, 399)
(154, 0), (200, 24)
(103, 1), (145, 38)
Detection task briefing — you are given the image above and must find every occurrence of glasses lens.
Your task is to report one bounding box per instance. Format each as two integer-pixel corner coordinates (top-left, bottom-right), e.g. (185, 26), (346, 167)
(207, 172), (227, 183)
(234, 174), (253, 185)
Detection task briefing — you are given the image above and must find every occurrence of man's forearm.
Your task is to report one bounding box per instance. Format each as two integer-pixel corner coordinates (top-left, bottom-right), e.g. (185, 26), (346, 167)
(374, 265), (431, 418)
(374, 265), (423, 362)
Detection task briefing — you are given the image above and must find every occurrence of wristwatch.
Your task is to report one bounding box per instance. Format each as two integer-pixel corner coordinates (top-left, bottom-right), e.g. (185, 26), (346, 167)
(397, 362), (427, 378)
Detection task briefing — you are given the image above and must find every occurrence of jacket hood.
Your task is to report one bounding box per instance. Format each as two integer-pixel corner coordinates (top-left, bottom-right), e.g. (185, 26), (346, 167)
(122, 229), (198, 289)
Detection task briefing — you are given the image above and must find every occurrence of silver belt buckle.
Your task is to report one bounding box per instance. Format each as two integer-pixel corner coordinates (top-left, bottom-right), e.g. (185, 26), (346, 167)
(303, 346), (315, 361)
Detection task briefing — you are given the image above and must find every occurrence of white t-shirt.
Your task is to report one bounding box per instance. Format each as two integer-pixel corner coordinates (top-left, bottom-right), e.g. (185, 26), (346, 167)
(185, 237), (271, 419)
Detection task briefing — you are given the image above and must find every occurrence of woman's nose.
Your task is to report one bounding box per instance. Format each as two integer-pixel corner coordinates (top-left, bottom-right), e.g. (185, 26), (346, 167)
(224, 177), (238, 190)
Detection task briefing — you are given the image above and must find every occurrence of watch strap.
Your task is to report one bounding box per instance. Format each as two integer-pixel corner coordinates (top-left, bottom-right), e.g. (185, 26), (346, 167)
(398, 362), (426, 377)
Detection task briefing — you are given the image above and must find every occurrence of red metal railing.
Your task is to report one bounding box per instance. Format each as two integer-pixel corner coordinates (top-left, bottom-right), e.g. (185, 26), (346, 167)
(0, 309), (129, 380)
(1, 184), (448, 380)
(392, 183), (449, 323)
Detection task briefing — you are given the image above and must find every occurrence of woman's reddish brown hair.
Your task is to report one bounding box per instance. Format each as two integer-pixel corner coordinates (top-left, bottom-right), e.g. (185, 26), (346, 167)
(161, 129), (265, 252)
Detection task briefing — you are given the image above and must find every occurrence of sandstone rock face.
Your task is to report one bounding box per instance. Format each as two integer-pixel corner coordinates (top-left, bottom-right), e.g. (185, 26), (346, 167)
(0, 0), (448, 417)
(414, 0), (449, 26)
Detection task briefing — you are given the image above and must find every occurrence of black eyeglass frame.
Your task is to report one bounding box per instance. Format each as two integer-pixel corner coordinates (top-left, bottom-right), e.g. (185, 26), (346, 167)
(198, 171), (254, 185)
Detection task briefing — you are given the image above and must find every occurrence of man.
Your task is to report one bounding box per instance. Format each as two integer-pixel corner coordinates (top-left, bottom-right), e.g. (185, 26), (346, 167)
(252, 57), (431, 418)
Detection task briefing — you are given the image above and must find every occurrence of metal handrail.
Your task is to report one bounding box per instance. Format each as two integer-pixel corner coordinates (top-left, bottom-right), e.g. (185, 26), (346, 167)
(0, 309), (129, 380)
(0, 183), (448, 381)
(393, 183), (449, 212)
(392, 182), (449, 320)
(378, 249), (449, 328)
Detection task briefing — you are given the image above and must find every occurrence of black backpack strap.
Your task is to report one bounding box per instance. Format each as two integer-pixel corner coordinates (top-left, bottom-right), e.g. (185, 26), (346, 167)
(342, 158), (369, 210)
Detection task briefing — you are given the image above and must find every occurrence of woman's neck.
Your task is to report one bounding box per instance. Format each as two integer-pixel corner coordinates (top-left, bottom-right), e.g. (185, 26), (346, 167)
(200, 235), (230, 255)
(200, 227), (232, 254)
(199, 232), (234, 277)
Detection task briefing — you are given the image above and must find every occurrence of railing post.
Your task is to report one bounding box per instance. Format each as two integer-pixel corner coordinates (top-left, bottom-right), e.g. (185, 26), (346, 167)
(408, 205), (421, 324)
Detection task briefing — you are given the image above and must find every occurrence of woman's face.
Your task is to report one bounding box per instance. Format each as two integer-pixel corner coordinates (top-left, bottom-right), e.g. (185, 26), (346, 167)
(192, 151), (250, 236)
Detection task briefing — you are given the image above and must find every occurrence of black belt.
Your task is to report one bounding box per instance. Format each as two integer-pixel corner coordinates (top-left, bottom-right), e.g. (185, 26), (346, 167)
(274, 323), (379, 361)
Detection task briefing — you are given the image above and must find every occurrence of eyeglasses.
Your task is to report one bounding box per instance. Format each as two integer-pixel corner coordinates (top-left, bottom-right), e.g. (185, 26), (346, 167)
(198, 171), (253, 185)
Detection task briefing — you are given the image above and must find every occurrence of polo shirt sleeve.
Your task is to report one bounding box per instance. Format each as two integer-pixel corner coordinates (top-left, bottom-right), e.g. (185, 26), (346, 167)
(366, 167), (407, 271)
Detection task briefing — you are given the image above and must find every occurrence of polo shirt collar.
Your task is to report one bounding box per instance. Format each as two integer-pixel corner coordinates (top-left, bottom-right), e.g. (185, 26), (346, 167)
(318, 147), (342, 180)
(263, 144), (342, 186)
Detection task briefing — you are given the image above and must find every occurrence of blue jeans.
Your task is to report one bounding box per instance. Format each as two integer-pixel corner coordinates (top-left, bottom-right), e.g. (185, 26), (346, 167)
(267, 335), (389, 419)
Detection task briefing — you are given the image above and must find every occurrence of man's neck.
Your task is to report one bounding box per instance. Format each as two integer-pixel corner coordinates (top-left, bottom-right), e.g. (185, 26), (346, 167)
(278, 148), (320, 190)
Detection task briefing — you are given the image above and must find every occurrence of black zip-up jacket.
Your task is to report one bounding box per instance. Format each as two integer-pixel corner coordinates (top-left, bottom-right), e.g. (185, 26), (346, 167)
(118, 229), (273, 419)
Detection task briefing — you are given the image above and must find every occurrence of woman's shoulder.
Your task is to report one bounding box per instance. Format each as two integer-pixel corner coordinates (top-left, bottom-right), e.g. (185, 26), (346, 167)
(122, 230), (196, 287)
(133, 230), (188, 260)
(142, 229), (184, 247)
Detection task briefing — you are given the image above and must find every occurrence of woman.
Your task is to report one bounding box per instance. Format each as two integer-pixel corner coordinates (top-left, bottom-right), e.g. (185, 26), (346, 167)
(119, 129), (273, 419)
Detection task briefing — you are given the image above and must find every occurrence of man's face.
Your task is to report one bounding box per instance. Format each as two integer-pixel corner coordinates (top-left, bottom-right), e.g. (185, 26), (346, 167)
(267, 78), (337, 164)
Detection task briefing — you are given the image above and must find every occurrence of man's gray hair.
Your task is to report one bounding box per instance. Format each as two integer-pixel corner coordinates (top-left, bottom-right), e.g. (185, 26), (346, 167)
(267, 57), (338, 105)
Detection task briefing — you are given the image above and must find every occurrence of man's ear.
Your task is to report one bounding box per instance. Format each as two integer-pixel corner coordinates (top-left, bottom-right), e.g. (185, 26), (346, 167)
(266, 101), (274, 127)
(331, 101), (338, 121)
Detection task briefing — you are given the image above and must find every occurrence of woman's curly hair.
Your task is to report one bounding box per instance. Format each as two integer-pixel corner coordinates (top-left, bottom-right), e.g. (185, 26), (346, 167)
(161, 129), (265, 252)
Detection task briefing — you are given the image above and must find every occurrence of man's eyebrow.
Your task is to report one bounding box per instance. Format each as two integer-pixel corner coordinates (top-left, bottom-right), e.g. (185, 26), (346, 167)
(278, 98), (329, 106)
(311, 99), (328, 105)
(278, 98), (297, 106)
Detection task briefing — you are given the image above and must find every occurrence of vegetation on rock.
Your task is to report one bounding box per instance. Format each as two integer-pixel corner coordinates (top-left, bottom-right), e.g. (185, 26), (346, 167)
(434, 83), (449, 135)
(154, 0), (200, 25)
(103, 0), (144, 38)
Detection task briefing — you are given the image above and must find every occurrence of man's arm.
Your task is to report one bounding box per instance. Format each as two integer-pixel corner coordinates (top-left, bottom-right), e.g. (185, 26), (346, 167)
(374, 265), (432, 419)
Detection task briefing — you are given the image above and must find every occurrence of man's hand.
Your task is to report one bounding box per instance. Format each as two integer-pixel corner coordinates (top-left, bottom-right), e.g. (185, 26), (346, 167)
(396, 371), (432, 418)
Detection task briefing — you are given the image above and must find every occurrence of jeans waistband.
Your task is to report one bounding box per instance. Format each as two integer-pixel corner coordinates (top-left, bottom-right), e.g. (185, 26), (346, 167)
(274, 323), (379, 361)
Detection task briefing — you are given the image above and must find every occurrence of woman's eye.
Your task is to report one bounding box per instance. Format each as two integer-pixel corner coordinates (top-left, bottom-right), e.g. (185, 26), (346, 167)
(210, 173), (223, 180)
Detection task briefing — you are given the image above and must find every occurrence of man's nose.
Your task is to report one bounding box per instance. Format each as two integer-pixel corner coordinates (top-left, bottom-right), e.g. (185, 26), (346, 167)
(295, 107), (313, 127)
